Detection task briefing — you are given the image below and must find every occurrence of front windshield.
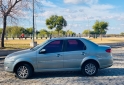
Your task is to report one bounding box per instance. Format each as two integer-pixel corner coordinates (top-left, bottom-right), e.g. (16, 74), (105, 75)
(30, 40), (49, 50)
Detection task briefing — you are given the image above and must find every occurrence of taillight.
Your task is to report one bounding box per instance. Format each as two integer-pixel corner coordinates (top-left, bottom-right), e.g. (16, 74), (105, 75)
(106, 49), (111, 53)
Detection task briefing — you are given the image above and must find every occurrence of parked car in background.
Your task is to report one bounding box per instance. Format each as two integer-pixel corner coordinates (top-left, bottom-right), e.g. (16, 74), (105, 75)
(4, 37), (113, 79)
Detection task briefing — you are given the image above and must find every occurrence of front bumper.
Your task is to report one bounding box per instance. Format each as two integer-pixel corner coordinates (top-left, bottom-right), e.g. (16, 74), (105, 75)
(4, 62), (14, 72)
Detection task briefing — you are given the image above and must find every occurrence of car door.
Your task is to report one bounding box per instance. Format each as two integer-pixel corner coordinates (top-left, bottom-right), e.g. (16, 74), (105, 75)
(37, 40), (64, 70)
(63, 39), (87, 69)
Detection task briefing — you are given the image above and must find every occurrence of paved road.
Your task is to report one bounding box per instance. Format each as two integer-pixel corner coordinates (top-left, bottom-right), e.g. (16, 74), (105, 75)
(0, 47), (124, 85)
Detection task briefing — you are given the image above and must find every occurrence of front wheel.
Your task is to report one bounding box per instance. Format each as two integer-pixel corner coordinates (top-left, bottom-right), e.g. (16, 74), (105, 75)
(15, 64), (33, 79)
(81, 62), (98, 76)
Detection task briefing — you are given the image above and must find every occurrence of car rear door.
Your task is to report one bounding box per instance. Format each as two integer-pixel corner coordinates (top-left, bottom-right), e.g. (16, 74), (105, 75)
(63, 39), (87, 69)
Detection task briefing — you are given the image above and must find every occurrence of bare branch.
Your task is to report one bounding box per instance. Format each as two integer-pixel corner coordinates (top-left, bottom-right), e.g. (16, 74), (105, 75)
(0, 0), (6, 15)
(8, 13), (18, 25)
(6, 0), (22, 16)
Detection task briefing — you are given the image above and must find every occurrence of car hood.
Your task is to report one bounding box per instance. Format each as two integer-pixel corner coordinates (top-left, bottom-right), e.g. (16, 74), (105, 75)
(7, 49), (33, 58)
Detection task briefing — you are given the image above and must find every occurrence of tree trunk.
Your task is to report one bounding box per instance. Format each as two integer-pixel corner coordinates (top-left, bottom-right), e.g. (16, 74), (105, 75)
(1, 16), (7, 47)
(100, 29), (102, 41)
(100, 34), (102, 41)
(50, 31), (52, 39)
(58, 31), (59, 37)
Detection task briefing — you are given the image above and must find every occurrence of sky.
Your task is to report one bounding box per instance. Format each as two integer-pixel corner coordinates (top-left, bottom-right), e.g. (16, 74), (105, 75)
(1, 0), (124, 34)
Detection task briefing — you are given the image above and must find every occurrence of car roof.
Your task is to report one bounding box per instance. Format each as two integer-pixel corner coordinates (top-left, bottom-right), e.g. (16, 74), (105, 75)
(48, 37), (98, 46)
(50, 37), (85, 40)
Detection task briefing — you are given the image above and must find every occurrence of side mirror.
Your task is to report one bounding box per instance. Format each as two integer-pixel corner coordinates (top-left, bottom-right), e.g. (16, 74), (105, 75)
(39, 49), (46, 54)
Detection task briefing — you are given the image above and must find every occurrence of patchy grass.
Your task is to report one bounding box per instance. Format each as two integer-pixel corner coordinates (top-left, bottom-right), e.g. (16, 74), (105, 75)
(89, 37), (124, 44)
(1, 37), (124, 49)
(1, 39), (48, 49)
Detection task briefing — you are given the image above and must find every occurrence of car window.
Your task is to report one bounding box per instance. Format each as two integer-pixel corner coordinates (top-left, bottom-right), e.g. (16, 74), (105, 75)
(43, 40), (63, 53)
(65, 39), (86, 51)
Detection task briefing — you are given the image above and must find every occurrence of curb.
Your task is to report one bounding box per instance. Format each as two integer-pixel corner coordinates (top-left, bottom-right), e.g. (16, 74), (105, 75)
(0, 56), (5, 59)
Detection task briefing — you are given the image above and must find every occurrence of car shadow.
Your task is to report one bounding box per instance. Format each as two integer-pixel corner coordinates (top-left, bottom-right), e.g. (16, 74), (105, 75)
(97, 68), (124, 76)
(31, 68), (124, 79)
(31, 71), (82, 79)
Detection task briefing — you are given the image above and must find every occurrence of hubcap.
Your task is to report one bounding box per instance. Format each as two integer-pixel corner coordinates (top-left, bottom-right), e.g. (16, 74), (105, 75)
(17, 66), (28, 78)
(85, 63), (96, 75)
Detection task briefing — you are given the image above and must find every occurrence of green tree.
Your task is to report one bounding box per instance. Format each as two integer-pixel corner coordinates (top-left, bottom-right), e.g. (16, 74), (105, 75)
(93, 20), (108, 40)
(66, 30), (76, 36)
(59, 30), (66, 36)
(90, 31), (97, 38)
(39, 29), (49, 37)
(36, 30), (40, 37)
(82, 30), (98, 38)
(26, 27), (33, 35)
(6, 26), (25, 37)
(82, 30), (90, 36)
(11, 26), (25, 37)
(52, 31), (58, 37)
(52, 30), (65, 37)
(6, 26), (12, 37)
(46, 15), (67, 36)
(120, 32), (124, 36)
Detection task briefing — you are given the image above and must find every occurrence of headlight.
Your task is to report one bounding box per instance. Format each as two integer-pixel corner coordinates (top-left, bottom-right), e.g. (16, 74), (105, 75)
(5, 57), (15, 62)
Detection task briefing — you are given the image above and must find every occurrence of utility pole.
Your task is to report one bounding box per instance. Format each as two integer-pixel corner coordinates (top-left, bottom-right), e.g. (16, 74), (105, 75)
(32, 0), (35, 46)
(30, 0), (37, 47)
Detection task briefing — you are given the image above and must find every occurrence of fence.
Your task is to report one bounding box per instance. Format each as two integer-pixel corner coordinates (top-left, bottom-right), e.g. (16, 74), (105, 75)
(1, 34), (124, 40)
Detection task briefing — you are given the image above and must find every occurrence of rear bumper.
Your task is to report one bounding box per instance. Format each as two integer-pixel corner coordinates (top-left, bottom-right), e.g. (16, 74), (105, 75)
(98, 55), (113, 69)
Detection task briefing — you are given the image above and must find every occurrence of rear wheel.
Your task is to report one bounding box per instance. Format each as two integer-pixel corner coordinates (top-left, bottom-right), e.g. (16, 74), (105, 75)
(15, 64), (33, 79)
(81, 61), (98, 76)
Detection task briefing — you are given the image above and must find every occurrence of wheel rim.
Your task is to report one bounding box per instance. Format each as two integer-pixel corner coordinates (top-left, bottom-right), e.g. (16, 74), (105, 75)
(85, 63), (96, 75)
(17, 66), (29, 78)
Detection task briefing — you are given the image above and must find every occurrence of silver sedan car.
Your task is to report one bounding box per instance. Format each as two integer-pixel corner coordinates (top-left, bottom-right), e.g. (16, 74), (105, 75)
(4, 37), (113, 79)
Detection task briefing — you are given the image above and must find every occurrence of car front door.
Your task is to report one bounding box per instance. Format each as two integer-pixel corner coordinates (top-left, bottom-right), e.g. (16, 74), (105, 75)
(63, 39), (87, 69)
(37, 40), (64, 70)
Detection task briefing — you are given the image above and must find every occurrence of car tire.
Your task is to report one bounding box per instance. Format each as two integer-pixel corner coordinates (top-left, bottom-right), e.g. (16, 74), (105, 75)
(81, 61), (98, 76)
(15, 64), (33, 79)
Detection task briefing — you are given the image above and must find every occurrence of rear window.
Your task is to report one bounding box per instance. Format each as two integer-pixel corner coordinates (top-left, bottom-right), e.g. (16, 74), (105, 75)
(65, 39), (86, 51)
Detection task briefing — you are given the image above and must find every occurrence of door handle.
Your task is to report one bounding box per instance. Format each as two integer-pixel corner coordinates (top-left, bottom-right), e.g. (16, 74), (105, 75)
(57, 54), (61, 57)
(81, 52), (85, 55)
